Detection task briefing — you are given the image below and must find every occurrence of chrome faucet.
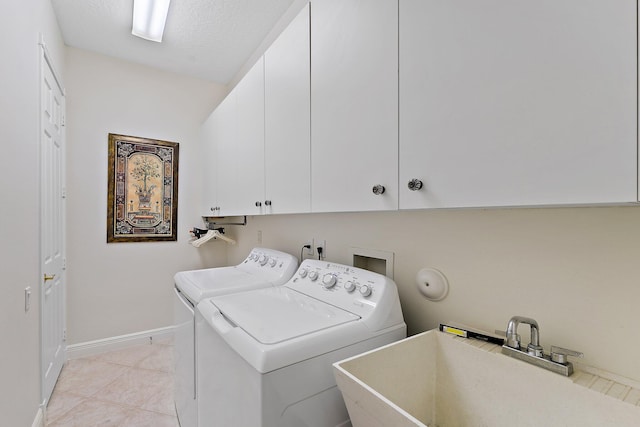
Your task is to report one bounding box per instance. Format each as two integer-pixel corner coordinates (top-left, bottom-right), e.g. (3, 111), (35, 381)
(499, 316), (583, 376)
(505, 316), (543, 357)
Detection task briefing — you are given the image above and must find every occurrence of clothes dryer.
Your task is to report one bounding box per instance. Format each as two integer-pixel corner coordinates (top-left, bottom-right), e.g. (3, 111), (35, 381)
(196, 259), (406, 427)
(174, 248), (297, 427)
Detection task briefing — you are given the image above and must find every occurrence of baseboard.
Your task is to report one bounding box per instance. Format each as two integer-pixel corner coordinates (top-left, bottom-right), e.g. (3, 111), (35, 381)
(66, 326), (174, 359)
(32, 407), (44, 427)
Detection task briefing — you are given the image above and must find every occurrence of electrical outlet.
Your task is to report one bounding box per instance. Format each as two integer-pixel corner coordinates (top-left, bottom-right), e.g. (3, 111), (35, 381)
(305, 239), (314, 256)
(316, 239), (326, 259)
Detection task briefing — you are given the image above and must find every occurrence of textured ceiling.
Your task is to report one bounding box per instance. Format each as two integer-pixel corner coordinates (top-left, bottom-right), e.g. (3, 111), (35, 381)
(51, 0), (297, 84)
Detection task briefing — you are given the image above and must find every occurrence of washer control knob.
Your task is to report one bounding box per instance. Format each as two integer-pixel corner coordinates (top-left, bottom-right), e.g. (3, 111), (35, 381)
(298, 268), (308, 278)
(322, 274), (337, 289)
(259, 255), (269, 266)
(308, 271), (319, 281)
(359, 284), (372, 297)
(344, 281), (356, 292)
(269, 258), (277, 267)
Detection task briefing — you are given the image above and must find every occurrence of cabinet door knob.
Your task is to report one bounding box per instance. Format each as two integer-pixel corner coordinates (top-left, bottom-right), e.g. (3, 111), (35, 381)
(408, 179), (424, 191)
(372, 185), (386, 195)
(264, 200), (272, 206)
(255, 201), (262, 207)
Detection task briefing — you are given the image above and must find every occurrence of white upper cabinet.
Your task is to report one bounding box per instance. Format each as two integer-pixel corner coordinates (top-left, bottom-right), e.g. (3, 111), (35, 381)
(200, 109), (219, 216)
(202, 59), (265, 217)
(213, 91), (240, 216)
(264, 4), (311, 214)
(311, 0), (399, 213)
(234, 57), (266, 215)
(399, 0), (637, 209)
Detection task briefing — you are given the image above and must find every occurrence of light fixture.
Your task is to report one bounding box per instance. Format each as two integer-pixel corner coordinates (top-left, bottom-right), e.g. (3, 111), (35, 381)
(132, 0), (171, 43)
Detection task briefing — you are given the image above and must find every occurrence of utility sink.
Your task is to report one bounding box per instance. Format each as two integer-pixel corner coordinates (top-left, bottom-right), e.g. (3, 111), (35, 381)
(334, 329), (640, 427)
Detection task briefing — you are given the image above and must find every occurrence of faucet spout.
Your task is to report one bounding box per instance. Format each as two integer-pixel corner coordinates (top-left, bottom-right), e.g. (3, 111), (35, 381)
(506, 316), (543, 357)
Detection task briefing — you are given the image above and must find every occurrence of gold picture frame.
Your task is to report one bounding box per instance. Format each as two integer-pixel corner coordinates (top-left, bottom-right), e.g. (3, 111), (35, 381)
(107, 133), (179, 242)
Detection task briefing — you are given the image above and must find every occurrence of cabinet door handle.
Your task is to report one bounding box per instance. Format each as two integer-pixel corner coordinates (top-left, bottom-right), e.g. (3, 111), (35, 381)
(264, 200), (272, 206)
(408, 179), (424, 191)
(372, 185), (386, 195)
(255, 201), (262, 207)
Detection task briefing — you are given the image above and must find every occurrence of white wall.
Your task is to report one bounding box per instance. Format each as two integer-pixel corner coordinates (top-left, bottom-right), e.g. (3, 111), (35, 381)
(226, 206), (640, 382)
(65, 48), (228, 344)
(0, 0), (65, 425)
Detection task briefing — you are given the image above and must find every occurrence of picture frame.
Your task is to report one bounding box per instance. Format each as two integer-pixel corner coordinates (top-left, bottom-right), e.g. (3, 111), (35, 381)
(107, 133), (179, 242)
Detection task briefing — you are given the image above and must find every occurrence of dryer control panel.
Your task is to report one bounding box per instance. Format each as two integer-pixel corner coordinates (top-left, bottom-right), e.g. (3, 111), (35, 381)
(286, 259), (404, 331)
(237, 247), (299, 285)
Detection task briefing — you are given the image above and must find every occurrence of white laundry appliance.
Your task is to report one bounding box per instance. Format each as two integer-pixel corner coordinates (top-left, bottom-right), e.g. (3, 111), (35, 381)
(174, 248), (298, 427)
(196, 259), (406, 427)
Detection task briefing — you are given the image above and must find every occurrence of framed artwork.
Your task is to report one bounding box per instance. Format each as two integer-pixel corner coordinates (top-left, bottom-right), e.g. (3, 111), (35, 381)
(107, 133), (179, 242)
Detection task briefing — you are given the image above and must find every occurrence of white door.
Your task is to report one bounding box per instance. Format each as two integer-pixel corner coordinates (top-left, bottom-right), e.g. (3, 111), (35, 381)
(399, 0), (637, 209)
(311, 0), (398, 213)
(40, 45), (66, 404)
(264, 3), (311, 214)
(235, 57), (265, 215)
(200, 110), (219, 216)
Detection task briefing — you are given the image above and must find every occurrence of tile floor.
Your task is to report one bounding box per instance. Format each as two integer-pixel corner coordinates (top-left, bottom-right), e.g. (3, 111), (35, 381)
(45, 338), (177, 427)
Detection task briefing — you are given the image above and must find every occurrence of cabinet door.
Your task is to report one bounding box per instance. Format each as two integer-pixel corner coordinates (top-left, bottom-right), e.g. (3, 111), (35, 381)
(214, 92), (240, 216)
(311, 0), (398, 213)
(235, 57), (265, 215)
(399, 0), (637, 209)
(264, 3), (311, 214)
(200, 109), (218, 216)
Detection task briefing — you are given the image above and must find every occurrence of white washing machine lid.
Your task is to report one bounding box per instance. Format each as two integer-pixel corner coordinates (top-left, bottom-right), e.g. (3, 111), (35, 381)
(174, 267), (270, 304)
(211, 287), (360, 345)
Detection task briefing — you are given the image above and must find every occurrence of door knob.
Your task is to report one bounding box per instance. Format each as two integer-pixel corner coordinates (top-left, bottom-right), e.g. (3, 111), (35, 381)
(372, 185), (385, 195)
(408, 179), (423, 191)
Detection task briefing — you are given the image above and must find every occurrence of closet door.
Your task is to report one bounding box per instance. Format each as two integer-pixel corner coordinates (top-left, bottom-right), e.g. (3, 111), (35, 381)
(311, 0), (398, 213)
(264, 3), (311, 214)
(399, 0), (637, 209)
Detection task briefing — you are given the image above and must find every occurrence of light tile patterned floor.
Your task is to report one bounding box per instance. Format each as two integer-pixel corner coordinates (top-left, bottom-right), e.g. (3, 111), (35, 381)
(46, 338), (177, 427)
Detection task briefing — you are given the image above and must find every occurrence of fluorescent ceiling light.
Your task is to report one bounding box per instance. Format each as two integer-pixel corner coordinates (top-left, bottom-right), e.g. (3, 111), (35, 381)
(132, 0), (171, 42)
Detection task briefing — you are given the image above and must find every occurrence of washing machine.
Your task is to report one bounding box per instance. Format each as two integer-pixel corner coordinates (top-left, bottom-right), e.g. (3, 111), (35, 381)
(196, 259), (406, 427)
(174, 248), (298, 427)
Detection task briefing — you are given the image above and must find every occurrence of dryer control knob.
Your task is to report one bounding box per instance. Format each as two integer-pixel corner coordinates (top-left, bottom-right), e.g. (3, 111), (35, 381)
(308, 271), (319, 281)
(298, 268), (308, 278)
(322, 274), (337, 288)
(269, 258), (277, 267)
(359, 284), (372, 297)
(344, 281), (356, 292)
(259, 255), (269, 266)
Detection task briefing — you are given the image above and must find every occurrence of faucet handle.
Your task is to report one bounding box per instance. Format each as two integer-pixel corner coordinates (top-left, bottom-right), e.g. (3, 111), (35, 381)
(495, 330), (521, 348)
(550, 346), (584, 364)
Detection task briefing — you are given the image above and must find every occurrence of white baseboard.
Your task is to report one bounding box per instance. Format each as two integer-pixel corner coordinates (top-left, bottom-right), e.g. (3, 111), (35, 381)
(32, 407), (44, 427)
(66, 326), (174, 360)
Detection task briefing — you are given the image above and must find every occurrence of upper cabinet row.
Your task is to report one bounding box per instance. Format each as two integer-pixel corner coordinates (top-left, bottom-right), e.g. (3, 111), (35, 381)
(202, 0), (637, 217)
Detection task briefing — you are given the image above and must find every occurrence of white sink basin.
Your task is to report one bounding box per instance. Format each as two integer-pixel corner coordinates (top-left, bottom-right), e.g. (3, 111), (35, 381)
(334, 329), (640, 427)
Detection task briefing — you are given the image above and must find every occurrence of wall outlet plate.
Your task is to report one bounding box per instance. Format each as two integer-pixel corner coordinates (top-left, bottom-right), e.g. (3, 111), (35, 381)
(316, 239), (326, 259)
(305, 239), (314, 256)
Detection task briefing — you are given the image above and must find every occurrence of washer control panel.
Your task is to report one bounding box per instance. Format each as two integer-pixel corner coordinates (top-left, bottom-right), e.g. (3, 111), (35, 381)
(238, 248), (299, 285)
(287, 259), (399, 319)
